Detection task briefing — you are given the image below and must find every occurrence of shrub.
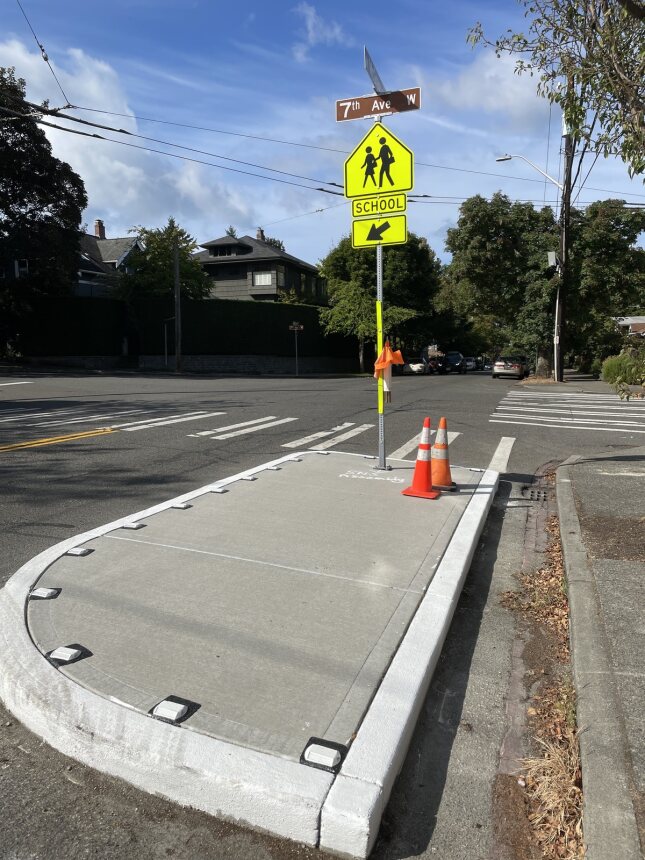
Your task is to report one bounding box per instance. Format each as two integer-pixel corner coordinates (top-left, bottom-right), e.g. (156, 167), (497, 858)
(602, 345), (645, 398)
(590, 358), (603, 378)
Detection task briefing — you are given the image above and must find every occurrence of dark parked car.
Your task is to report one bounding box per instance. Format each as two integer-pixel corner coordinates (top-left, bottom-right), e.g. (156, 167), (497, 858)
(445, 351), (467, 373)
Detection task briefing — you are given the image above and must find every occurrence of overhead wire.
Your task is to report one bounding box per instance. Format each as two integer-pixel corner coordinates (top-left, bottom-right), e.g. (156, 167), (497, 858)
(63, 103), (645, 198)
(15, 0), (72, 107)
(29, 115), (344, 195)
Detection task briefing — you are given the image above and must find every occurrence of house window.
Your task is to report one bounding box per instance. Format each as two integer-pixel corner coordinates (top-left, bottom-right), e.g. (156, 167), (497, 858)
(277, 267), (285, 287)
(253, 272), (272, 287)
(15, 259), (29, 278)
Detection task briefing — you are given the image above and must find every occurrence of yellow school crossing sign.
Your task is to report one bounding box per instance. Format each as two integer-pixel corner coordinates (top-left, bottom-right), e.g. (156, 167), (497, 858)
(344, 122), (413, 199)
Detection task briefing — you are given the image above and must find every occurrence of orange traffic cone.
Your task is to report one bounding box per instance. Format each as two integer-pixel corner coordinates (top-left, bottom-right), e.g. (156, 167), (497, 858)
(402, 417), (440, 500)
(432, 417), (456, 491)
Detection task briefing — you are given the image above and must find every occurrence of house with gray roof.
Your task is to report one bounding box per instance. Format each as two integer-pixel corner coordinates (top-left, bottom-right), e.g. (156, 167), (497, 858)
(194, 229), (326, 304)
(76, 220), (142, 297)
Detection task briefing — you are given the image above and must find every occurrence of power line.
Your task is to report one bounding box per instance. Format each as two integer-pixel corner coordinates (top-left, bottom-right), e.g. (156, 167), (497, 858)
(15, 0), (72, 106)
(65, 102), (645, 199)
(27, 103), (342, 189)
(32, 116), (344, 195)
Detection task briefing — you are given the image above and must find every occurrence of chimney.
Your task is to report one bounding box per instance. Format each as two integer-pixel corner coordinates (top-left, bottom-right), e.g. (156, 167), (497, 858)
(256, 227), (266, 241)
(94, 219), (106, 240)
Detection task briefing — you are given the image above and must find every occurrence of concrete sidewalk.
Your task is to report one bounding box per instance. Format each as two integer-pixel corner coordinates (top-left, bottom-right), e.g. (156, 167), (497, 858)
(557, 446), (645, 860)
(0, 449), (498, 858)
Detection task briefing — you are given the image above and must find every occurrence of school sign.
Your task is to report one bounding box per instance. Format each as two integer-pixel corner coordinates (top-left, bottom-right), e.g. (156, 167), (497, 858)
(344, 122), (414, 249)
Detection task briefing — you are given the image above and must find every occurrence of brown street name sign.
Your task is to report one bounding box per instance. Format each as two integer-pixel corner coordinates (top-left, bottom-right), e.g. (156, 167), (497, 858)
(336, 87), (421, 123)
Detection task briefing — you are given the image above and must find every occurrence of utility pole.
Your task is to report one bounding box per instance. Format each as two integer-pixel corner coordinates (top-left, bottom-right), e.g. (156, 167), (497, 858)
(173, 238), (182, 373)
(555, 112), (574, 383)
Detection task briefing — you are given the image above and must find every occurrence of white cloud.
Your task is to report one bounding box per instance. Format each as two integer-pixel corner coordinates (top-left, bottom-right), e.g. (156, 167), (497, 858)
(292, 2), (353, 63)
(431, 52), (550, 132)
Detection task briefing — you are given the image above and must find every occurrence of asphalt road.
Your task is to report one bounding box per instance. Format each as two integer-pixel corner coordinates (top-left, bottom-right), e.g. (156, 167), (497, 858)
(1, 367), (641, 859)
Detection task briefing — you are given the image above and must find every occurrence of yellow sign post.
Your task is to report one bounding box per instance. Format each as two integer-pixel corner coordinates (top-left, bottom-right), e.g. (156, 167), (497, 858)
(352, 214), (407, 249)
(344, 122), (413, 199)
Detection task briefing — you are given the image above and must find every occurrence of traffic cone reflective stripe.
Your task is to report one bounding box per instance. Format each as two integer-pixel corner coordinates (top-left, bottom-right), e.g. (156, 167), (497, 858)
(431, 416), (456, 490)
(402, 417), (440, 500)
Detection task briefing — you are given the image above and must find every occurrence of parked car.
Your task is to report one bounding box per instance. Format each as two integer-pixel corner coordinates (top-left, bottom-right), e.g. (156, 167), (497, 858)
(491, 355), (530, 379)
(400, 356), (428, 375)
(464, 356), (477, 371)
(445, 351), (467, 373)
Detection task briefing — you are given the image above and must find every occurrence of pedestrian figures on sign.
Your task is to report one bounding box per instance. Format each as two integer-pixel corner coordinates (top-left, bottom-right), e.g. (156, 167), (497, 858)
(361, 146), (377, 187)
(378, 137), (395, 187)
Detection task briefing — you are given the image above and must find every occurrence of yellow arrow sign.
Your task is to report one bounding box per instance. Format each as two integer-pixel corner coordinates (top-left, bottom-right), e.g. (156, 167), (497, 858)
(352, 215), (407, 249)
(344, 123), (413, 199)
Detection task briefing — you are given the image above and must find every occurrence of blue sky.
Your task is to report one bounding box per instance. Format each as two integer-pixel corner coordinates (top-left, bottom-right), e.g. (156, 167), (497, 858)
(2, 0), (643, 264)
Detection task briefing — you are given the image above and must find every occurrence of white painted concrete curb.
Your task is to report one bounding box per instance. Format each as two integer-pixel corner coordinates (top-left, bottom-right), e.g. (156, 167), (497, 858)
(0, 452), (498, 857)
(319, 467), (500, 857)
(0, 452), (334, 845)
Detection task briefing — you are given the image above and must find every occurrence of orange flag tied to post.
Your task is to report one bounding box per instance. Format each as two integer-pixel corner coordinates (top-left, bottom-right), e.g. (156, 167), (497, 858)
(374, 340), (404, 402)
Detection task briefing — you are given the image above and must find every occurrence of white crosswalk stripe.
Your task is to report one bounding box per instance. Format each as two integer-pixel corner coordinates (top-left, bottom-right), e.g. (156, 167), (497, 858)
(192, 417), (277, 437)
(310, 423), (374, 450)
(282, 423), (355, 448)
(490, 390), (645, 434)
(389, 429), (461, 461)
(210, 417), (298, 440)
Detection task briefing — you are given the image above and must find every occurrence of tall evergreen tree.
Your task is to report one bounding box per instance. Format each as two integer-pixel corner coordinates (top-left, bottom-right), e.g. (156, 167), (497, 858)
(0, 67), (87, 350)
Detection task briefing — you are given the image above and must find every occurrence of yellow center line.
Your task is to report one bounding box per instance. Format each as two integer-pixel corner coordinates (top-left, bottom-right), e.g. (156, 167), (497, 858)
(0, 428), (115, 453)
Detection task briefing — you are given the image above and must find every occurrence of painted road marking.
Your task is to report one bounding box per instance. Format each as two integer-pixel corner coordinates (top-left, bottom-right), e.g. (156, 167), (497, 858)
(487, 436), (516, 473)
(34, 409), (148, 427)
(492, 413), (645, 428)
(0, 428), (114, 452)
(122, 412), (226, 431)
(312, 424), (374, 450)
(491, 390), (645, 434)
(389, 429), (461, 461)
(0, 408), (81, 423)
(497, 405), (645, 417)
(0, 381), (33, 386)
(192, 417), (276, 437)
(490, 419), (645, 434)
(106, 411), (207, 429)
(282, 423), (355, 448)
(211, 417), (298, 440)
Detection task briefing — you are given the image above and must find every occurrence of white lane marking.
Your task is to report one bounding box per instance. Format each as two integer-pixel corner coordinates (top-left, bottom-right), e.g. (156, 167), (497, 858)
(388, 429), (461, 461)
(0, 408), (81, 423)
(0, 381), (33, 386)
(193, 417), (275, 437)
(106, 534), (422, 595)
(211, 417), (298, 439)
(487, 436), (516, 473)
(490, 418), (645, 434)
(508, 391), (625, 399)
(34, 409), (147, 427)
(282, 423), (355, 448)
(311, 423), (374, 450)
(499, 399), (645, 415)
(500, 403), (645, 414)
(123, 412), (226, 431)
(106, 411), (208, 429)
(492, 413), (645, 428)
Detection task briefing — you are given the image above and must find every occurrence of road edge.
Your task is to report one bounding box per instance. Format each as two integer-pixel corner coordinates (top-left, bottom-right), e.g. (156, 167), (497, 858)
(556, 463), (641, 860)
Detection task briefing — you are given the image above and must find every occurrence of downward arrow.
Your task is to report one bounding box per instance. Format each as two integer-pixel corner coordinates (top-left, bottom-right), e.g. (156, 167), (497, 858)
(366, 221), (391, 241)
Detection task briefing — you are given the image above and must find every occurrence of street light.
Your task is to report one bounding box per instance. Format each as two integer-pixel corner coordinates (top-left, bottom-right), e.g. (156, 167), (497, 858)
(495, 148), (573, 382)
(495, 154), (563, 190)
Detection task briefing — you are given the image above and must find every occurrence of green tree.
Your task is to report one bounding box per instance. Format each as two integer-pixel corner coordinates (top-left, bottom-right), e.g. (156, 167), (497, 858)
(469, 1), (645, 175)
(439, 193), (558, 366)
(264, 235), (285, 251)
(566, 199), (645, 366)
(0, 67), (87, 351)
(319, 233), (442, 371)
(118, 217), (211, 302)
(225, 225), (237, 237)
